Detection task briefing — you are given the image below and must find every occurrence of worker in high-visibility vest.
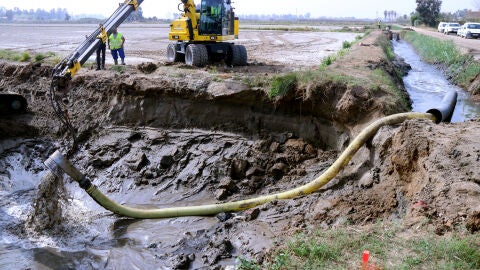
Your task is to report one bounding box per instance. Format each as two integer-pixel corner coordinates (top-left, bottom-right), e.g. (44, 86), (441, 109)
(108, 28), (126, 65)
(211, 5), (221, 17)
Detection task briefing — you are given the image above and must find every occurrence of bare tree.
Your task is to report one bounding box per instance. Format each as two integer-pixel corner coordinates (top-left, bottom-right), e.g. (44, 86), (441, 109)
(388, 10), (396, 21)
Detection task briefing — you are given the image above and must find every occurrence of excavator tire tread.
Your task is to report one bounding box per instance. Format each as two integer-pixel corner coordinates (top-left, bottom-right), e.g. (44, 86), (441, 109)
(236, 45), (248, 66)
(186, 44), (208, 67)
(227, 44), (248, 66)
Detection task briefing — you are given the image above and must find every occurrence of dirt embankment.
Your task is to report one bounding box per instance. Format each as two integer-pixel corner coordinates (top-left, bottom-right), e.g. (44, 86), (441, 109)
(1, 30), (479, 269)
(0, 32), (407, 149)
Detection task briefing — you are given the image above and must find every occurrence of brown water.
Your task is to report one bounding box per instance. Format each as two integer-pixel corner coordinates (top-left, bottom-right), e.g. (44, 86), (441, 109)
(0, 130), (279, 269)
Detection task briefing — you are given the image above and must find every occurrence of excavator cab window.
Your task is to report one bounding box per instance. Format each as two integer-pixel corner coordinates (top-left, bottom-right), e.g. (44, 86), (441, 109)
(199, 0), (224, 35)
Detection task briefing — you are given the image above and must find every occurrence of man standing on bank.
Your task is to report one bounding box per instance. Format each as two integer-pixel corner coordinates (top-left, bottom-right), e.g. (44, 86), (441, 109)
(96, 23), (107, 70)
(108, 28), (126, 65)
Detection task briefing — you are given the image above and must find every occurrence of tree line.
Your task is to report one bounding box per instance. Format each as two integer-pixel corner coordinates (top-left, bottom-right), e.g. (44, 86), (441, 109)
(412, 0), (479, 27)
(1, 2), (477, 25)
(0, 7), (71, 21)
(0, 6), (148, 22)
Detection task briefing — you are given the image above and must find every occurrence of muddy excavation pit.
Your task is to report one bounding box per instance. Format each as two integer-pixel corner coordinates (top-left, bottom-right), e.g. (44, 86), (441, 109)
(1, 31), (480, 269)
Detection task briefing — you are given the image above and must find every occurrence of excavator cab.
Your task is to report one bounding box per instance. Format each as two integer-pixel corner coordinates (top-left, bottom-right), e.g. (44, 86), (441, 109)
(199, 0), (233, 35)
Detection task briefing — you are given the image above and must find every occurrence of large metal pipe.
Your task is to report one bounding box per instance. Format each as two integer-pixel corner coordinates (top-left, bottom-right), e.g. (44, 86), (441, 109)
(426, 90), (457, 123)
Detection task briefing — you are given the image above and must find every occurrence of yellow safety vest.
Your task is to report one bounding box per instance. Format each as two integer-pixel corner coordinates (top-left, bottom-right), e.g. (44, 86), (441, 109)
(211, 6), (220, 16)
(109, 33), (123, 50)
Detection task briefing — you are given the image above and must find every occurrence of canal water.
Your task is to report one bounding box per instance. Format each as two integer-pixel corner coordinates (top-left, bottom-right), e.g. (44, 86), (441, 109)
(393, 40), (480, 122)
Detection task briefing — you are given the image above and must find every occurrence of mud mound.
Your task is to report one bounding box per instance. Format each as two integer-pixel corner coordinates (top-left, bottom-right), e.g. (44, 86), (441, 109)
(75, 127), (319, 202)
(0, 62), (50, 82)
(0, 58), (406, 149)
(299, 119), (480, 233)
(137, 62), (158, 74)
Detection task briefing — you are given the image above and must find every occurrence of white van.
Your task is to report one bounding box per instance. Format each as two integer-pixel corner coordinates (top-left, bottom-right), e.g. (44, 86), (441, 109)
(444, 22), (461, 34)
(458, 22), (480, 38)
(437, 22), (447, 32)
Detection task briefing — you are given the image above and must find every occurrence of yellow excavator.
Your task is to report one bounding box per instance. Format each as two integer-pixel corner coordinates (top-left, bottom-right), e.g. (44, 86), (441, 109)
(168, 0), (247, 66)
(52, 0), (245, 91)
(49, 0), (144, 142)
(48, 0), (246, 144)
(4, 0), (246, 116)
(3, 2), (142, 111)
(51, 0), (143, 92)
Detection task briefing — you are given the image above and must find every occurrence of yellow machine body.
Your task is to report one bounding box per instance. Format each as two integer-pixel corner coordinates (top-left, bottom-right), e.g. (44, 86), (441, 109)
(169, 16), (236, 42)
(166, 0), (247, 66)
(169, 0), (238, 42)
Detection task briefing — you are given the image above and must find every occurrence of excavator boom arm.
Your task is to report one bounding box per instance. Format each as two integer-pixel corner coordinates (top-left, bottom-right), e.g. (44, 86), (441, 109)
(52, 0), (143, 88)
(181, 0), (198, 30)
(49, 0), (143, 149)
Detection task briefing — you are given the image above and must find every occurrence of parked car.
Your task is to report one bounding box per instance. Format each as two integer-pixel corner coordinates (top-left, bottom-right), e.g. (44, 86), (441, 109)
(458, 22), (480, 38)
(443, 23), (461, 34)
(437, 22), (447, 32)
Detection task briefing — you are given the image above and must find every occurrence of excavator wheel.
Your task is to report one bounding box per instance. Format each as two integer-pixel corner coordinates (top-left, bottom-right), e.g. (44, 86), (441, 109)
(226, 44), (247, 66)
(167, 43), (184, 63)
(0, 93), (27, 115)
(185, 44), (208, 67)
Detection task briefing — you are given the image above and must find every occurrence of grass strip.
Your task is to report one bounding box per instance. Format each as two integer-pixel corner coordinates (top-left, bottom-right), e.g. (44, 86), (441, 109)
(402, 31), (480, 88)
(0, 49), (58, 64)
(240, 224), (480, 270)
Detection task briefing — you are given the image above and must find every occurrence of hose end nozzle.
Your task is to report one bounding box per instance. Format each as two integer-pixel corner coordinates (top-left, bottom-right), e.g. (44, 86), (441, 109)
(44, 150), (84, 182)
(44, 150), (66, 177)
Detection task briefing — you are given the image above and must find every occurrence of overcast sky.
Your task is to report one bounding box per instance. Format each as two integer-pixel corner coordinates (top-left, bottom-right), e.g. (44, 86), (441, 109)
(0, 0), (476, 19)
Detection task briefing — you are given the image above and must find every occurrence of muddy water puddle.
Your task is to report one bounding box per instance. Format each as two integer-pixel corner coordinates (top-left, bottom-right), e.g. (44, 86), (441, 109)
(0, 127), (293, 268)
(393, 40), (480, 122)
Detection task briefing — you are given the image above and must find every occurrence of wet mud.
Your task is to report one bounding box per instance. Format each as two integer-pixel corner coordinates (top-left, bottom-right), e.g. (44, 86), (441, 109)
(0, 24), (359, 68)
(1, 30), (480, 269)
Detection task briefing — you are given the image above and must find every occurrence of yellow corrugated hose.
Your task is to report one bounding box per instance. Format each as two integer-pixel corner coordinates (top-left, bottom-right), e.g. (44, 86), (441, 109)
(72, 112), (436, 218)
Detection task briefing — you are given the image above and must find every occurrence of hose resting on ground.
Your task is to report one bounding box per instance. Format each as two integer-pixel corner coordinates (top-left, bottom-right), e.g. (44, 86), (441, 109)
(49, 112), (436, 218)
